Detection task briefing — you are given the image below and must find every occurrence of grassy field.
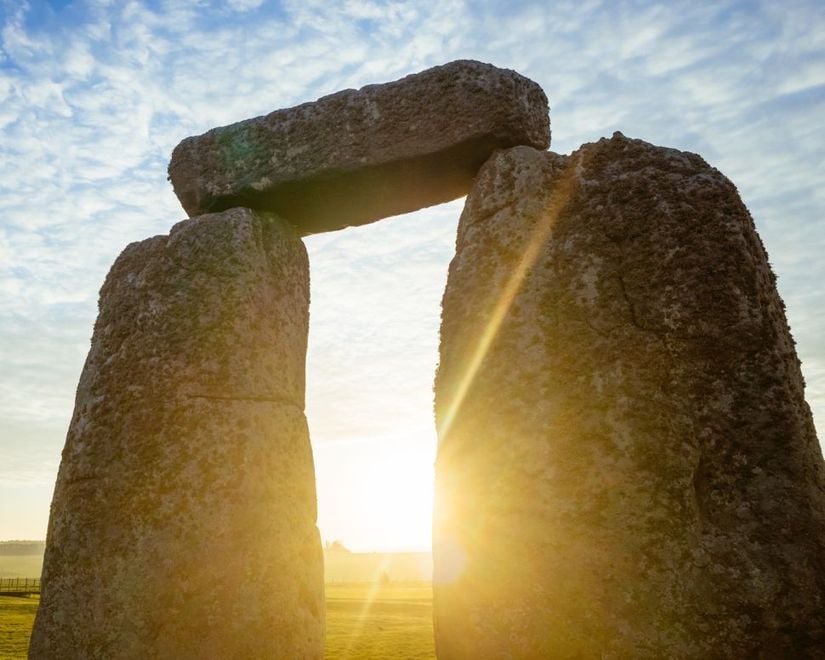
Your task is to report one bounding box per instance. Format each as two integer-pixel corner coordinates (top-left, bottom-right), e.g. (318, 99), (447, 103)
(0, 583), (433, 659)
(0, 551), (434, 658)
(325, 582), (434, 659)
(0, 595), (38, 659)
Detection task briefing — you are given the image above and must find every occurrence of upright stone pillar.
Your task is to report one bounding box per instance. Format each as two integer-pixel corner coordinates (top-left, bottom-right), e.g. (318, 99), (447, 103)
(30, 208), (323, 659)
(434, 135), (825, 657)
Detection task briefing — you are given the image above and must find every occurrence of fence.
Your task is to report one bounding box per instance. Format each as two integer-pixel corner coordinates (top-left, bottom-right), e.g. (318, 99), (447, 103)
(0, 577), (40, 596)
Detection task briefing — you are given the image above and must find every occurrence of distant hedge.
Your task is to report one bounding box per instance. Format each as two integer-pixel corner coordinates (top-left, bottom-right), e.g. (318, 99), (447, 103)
(0, 541), (45, 556)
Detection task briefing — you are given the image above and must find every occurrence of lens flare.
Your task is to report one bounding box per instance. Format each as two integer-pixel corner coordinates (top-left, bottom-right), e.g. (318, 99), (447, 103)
(437, 164), (576, 441)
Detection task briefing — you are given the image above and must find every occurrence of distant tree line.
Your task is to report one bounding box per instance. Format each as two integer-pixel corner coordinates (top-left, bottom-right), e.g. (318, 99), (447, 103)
(0, 541), (45, 556)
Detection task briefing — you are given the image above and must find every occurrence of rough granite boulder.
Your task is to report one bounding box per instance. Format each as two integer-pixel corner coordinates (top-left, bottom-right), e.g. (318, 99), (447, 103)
(30, 209), (324, 659)
(433, 135), (825, 658)
(168, 60), (549, 234)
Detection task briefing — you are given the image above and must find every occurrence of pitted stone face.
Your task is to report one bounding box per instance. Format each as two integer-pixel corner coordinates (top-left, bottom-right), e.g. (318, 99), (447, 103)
(168, 60), (550, 234)
(30, 209), (324, 659)
(433, 134), (825, 658)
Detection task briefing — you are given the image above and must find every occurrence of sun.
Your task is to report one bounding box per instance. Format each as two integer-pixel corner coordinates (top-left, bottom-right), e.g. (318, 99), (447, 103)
(363, 458), (435, 551)
(313, 432), (436, 553)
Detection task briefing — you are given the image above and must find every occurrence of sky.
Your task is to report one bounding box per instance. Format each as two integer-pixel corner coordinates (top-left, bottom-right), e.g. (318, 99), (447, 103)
(0, 0), (823, 552)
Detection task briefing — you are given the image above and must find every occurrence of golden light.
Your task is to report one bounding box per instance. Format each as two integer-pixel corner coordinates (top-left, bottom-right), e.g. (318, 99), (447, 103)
(314, 432), (435, 553)
(436, 165), (577, 442)
(434, 163), (578, 597)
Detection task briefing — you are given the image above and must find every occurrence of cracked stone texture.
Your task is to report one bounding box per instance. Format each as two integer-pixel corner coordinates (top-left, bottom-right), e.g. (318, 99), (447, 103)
(168, 60), (549, 235)
(433, 135), (825, 658)
(30, 208), (323, 659)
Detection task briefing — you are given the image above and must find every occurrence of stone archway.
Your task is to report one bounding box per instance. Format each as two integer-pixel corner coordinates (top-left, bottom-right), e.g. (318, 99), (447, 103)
(30, 61), (825, 659)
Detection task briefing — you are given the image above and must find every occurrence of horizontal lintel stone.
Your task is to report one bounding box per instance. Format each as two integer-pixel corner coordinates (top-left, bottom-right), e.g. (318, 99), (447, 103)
(168, 60), (550, 235)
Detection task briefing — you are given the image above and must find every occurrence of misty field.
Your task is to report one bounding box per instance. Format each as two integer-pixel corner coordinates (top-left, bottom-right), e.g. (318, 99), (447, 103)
(0, 556), (42, 581)
(0, 584), (433, 659)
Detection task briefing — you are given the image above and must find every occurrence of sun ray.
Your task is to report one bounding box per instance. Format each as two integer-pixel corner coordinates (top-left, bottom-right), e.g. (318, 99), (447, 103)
(437, 163), (576, 442)
(339, 554), (393, 659)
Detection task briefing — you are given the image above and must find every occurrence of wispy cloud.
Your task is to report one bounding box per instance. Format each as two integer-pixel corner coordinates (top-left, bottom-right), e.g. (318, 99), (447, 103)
(1, 0), (823, 542)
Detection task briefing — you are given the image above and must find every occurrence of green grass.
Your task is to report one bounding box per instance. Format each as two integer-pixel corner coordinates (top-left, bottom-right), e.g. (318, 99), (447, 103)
(0, 596), (38, 659)
(0, 584), (433, 659)
(325, 582), (434, 659)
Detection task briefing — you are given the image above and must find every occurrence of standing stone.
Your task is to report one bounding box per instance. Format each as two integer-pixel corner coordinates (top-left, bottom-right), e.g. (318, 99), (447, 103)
(168, 60), (550, 234)
(433, 135), (825, 658)
(30, 209), (323, 659)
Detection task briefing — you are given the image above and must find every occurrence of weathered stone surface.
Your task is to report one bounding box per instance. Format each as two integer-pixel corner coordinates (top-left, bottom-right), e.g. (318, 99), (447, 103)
(30, 208), (323, 659)
(168, 60), (550, 234)
(433, 135), (825, 658)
